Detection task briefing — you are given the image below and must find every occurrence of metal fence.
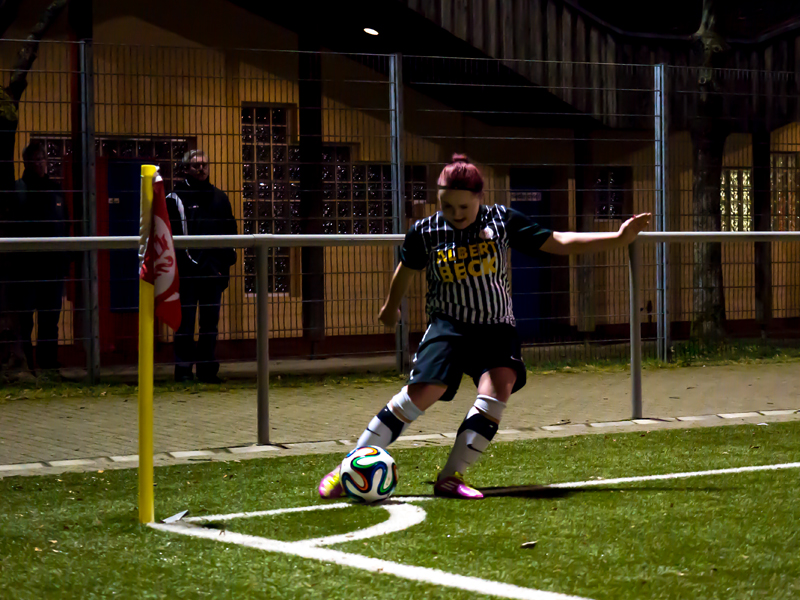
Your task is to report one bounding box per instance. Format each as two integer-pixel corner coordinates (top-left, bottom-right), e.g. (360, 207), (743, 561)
(1, 41), (799, 381)
(4, 231), (800, 442)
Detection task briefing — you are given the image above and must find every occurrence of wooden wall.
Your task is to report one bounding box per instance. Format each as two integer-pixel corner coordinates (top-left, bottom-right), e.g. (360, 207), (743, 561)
(402, 0), (800, 132)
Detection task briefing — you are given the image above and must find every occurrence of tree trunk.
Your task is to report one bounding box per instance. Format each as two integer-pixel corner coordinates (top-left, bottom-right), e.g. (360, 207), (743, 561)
(689, 0), (729, 344)
(690, 101), (727, 342)
(0, 0), (68, 217)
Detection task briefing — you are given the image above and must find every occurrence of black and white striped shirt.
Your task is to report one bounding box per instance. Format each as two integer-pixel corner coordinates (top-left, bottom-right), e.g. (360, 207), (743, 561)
(400, 204), (551, 326)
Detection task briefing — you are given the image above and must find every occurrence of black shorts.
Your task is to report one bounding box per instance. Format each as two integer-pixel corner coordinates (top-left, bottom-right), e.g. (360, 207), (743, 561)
(408, 313), (527, 401)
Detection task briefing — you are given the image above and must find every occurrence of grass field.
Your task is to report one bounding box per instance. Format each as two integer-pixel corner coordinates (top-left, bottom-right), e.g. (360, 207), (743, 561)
(2, 422), (799, 599)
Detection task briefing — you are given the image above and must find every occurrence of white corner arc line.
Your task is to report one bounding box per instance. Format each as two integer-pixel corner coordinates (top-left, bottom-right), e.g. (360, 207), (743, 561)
(150, 522), (592, 600)
(299, 503), (427, 547)
(548, 461), (800, 489)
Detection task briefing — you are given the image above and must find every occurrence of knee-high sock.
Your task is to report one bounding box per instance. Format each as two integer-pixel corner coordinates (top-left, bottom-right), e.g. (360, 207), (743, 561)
(355, 386), (424, 449)
(440, 395), (505, 479)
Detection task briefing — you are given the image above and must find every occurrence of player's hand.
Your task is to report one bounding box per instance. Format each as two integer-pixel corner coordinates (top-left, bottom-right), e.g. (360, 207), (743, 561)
(618, 213), (651, 245)
(378, 304), (401, 328)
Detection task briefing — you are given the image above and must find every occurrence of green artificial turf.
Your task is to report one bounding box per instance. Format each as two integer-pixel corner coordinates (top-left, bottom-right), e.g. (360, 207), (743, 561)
(1, 422), (799, 599)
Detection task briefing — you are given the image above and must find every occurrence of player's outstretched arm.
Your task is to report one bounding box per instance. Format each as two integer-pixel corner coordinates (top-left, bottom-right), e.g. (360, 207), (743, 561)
(378, 263), (418, 328)
(539, 213), (651, 255)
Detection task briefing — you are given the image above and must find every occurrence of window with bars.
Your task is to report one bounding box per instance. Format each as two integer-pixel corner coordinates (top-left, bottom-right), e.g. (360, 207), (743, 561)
(593, 168), (631, 220)
(240, 105), (428, 294)
(771, 153), (799, 232)
(720, 168), (752, 232)
(31, 135), (192, 193)
(321, 157), (427, 233)
(241, 105), (296, 295)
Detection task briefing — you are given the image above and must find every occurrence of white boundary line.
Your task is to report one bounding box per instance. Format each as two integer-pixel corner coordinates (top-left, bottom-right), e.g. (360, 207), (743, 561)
(150, 461), (800, 600)
(549, 461), (800, 489)
(150, 520), (590, 600)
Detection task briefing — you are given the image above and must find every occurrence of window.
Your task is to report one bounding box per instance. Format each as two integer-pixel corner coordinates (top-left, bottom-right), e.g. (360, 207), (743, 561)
(323, 147), (391, 235)
(720, 168), (752, 232)
(31, 135), (192, 193)
(405, 164), (429, 205)
(594, 168), (631, 220)
(241, 106), (296, 294)
(240, 105), (427, 293)
(771, 153), (799, 232)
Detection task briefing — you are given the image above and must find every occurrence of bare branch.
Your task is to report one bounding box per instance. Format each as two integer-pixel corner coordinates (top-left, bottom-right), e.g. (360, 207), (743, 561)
(6, 0), (68, 104)
(695, 0), (718, 39)
(0, 0), (26, 40)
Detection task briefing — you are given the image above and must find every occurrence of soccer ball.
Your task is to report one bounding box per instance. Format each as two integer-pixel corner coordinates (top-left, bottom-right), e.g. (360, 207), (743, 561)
(340, 446), (398, 503)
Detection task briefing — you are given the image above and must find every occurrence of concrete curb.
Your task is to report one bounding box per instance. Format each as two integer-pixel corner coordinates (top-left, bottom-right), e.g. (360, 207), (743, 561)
(1, 409), (798, 478)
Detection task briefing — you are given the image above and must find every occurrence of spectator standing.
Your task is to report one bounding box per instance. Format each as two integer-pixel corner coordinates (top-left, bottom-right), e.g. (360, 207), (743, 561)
(12, 141), (71, 375)
(166, 150), (237, 383)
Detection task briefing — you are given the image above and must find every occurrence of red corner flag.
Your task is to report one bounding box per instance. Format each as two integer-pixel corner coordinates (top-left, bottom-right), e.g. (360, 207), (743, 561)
(139, 172), (181, 331)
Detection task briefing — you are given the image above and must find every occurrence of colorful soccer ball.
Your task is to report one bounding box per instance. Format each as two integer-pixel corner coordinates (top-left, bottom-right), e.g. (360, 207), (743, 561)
(340, 446), (398, 503)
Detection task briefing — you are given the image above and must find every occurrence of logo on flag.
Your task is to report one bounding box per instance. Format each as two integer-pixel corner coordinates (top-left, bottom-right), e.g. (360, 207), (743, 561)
(139, 171), (181, 331)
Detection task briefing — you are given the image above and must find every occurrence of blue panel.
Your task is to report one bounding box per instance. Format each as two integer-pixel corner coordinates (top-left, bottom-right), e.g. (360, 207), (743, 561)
(509, 170), (553, 343)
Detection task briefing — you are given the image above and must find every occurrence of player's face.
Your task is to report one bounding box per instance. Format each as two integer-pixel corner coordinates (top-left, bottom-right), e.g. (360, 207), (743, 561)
(438, 189), (481, 229)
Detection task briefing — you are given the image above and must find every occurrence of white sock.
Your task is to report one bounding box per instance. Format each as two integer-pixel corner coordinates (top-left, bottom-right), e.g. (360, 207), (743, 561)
(440, 395), (505, 479)
(355, 387), (423, 449)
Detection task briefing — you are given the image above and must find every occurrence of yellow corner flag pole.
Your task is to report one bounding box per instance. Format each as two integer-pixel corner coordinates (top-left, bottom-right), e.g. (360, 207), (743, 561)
(138, 164), (157, 524)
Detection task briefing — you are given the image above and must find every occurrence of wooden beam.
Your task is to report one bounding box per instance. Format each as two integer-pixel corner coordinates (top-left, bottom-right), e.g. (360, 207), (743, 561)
(605, 33), (616, 128)
(441, 0), (453, 34)
(590, 26), (601, 120)
(546, 0), (559, 94)
(764, 45), (773, 130)
(514, 0), (528, 78)
(530, 0), (543, 84)
(501, 0), (514, 65)
(486, 0), (498, 59)
(561, 5), (573, 105)
(471, 0), (484, 51)
(454, 0), (468, 41)
(574, 14), (587, 113)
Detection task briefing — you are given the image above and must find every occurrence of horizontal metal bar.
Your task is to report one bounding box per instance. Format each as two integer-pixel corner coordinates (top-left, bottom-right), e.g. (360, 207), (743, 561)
(1, 231), (799, 252)
(639, 232), (800, 242)
(0, 234), (405, 252)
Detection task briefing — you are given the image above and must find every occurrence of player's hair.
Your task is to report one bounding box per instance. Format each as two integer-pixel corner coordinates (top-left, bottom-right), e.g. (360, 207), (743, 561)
(22, 141), (46, 162)
(437, 154), (484, 194)
(182, 149), (207, 165)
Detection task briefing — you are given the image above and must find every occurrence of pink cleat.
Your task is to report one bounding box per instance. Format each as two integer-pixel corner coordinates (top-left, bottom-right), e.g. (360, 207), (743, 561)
(318, 466), (344, 499)
(433, 471), (484, 499)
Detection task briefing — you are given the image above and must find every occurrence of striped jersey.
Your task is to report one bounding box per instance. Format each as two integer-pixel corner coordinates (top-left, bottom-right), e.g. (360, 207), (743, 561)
(400, 204), (551, 325)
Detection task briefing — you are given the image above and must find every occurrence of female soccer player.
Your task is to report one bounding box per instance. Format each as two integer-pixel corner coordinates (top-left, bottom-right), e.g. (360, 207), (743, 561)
(319, 155), (651, 499)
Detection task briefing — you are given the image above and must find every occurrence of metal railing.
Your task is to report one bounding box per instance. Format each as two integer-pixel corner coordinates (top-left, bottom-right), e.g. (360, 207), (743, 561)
(4, 230), (800, 440)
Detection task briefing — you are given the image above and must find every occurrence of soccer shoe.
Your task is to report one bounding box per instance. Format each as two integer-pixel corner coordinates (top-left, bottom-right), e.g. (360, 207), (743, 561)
(433, 472), (484, 499)
(318, 466), (344, 499)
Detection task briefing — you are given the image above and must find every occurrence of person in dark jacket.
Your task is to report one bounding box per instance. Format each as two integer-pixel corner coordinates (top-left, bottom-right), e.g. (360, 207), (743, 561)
(166, 150), (237, 383)
(12, 141), (72, 373)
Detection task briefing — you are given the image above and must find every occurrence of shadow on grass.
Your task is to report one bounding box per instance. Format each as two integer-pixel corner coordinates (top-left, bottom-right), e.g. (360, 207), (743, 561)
(404, 483), (732, 499)
(478, 484), (732, 498)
